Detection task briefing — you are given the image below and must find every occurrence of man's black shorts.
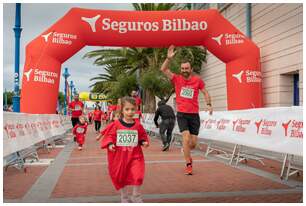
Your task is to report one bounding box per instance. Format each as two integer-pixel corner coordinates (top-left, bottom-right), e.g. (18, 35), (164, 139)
(71, 117), (79, 127)
(176, 112), (200, 135)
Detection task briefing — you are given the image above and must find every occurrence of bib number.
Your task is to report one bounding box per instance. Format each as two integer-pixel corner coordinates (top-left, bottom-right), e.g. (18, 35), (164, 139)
(180, 87), (194, 99)
(75, 105), (82, 111)
(76, 127), (85, 133)
(116, 130), (138, 147)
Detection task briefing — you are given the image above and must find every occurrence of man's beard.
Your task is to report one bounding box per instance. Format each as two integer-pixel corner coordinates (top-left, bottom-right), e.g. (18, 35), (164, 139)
(182, 72), (190, 78)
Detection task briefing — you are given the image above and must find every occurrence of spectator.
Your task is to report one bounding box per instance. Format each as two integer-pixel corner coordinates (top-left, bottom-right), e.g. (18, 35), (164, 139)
(154, 100), (176, 151)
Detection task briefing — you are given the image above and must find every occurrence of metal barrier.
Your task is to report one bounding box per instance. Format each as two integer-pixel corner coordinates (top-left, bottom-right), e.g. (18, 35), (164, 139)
(4, 152), (26, 172)
(4, 146), (38, 173)
(3, 133), (69, 173)
(281, 154), (303, 180)
(143, 120), (303, 181)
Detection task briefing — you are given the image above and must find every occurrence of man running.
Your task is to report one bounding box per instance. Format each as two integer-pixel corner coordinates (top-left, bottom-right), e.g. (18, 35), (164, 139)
(160, 45), (213, 175)
(68, 94), (84, 142)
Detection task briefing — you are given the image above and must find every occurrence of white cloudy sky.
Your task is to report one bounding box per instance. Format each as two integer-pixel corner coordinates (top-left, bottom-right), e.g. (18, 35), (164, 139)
(3, 3), (134, 93)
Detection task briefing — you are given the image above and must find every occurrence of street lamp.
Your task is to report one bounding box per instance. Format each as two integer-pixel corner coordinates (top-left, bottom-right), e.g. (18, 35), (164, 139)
(62, 67), (70, 115)
(73, 87), (77, 96)
(12, 3), (22, 112)
(70, 80), (74, 102)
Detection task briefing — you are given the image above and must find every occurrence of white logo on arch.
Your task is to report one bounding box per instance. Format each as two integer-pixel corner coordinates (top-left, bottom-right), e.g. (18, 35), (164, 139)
(232, 71), (244, 83)
(24, 69), (33, 82)
(212, 34), (223, 45)
(81, 15), (101, 32)
(41, 32), (53, 42)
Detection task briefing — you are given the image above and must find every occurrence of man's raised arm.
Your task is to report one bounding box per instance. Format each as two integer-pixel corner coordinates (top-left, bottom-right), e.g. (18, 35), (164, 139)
(160, 45), (176, 80)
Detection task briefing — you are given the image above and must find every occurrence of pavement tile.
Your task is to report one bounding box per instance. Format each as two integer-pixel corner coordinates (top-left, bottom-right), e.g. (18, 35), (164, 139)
(147, 193), (303, 203)
(36, 148), (63, 159)
(5, 123), (302, 203)
(3, 166), (48, 199)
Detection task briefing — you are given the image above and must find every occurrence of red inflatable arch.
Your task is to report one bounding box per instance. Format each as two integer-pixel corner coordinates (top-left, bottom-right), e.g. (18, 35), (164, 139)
(21, 8), (262, 114)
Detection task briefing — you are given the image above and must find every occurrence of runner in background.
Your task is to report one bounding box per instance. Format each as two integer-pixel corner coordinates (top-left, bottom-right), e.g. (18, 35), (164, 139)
(96, 110), (121, 141)
(87, 110), (93, 124)
(160, 45), (213, 175)
(93, 106), (103, 134)
(72, 116), (88, 150)
(101, 96), (149, 203)
(107, 102), (118, 123)
(68, 94), (84, 142)
(131, 90), (142, 111)
(102, 111), (108, 125)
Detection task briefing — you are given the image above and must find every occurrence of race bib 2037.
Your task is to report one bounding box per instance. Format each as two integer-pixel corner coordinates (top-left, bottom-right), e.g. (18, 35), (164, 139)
(116, 130), (138, 147)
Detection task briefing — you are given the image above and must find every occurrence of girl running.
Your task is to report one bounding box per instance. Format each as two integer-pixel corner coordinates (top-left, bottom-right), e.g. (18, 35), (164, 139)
(101, 96), (149, 203)
(72, 116), (88, 150)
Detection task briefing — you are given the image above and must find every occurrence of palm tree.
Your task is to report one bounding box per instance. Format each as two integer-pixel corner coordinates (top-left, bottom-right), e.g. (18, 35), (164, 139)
(84, 3), (207, 112)
(132, 3), (176, 11)
(84, 47), (150, 98)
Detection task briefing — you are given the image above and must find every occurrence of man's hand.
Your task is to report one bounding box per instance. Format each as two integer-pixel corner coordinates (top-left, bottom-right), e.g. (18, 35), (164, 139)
(205, 105), (213, 115)
(200, 88), (212, 115)
(161, 45), (175, 79)
(167, 45), (177, 59)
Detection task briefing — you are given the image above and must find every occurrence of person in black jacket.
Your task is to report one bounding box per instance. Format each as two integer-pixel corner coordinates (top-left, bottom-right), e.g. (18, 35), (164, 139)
(154, 100), (176, 151)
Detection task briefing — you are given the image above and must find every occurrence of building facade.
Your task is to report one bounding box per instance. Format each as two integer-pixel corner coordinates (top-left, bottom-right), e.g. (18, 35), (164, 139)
(199, 3), (303, 111)
(161, 3), (303, 112)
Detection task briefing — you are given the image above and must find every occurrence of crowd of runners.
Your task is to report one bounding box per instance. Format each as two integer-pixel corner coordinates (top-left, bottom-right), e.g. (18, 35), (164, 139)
(67, 45), (213, 203)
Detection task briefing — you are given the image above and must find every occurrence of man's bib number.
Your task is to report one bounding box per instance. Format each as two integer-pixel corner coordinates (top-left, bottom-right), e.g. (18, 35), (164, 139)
(75, 105), (82, 111)
(180, 87), (194, 99)
(116, 130), (138, 147)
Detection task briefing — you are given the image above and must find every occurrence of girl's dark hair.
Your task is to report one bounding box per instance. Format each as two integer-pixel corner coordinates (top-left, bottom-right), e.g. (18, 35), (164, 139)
(120, 96), (136, 110)
(121, 96), (136, 108)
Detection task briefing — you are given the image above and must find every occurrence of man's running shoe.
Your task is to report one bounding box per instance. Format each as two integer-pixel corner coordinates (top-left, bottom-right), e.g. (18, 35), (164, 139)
(185, 164), (193, 175)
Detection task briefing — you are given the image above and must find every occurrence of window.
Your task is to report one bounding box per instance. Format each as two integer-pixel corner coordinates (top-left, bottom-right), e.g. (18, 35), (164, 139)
(293, 74), (299, 106)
